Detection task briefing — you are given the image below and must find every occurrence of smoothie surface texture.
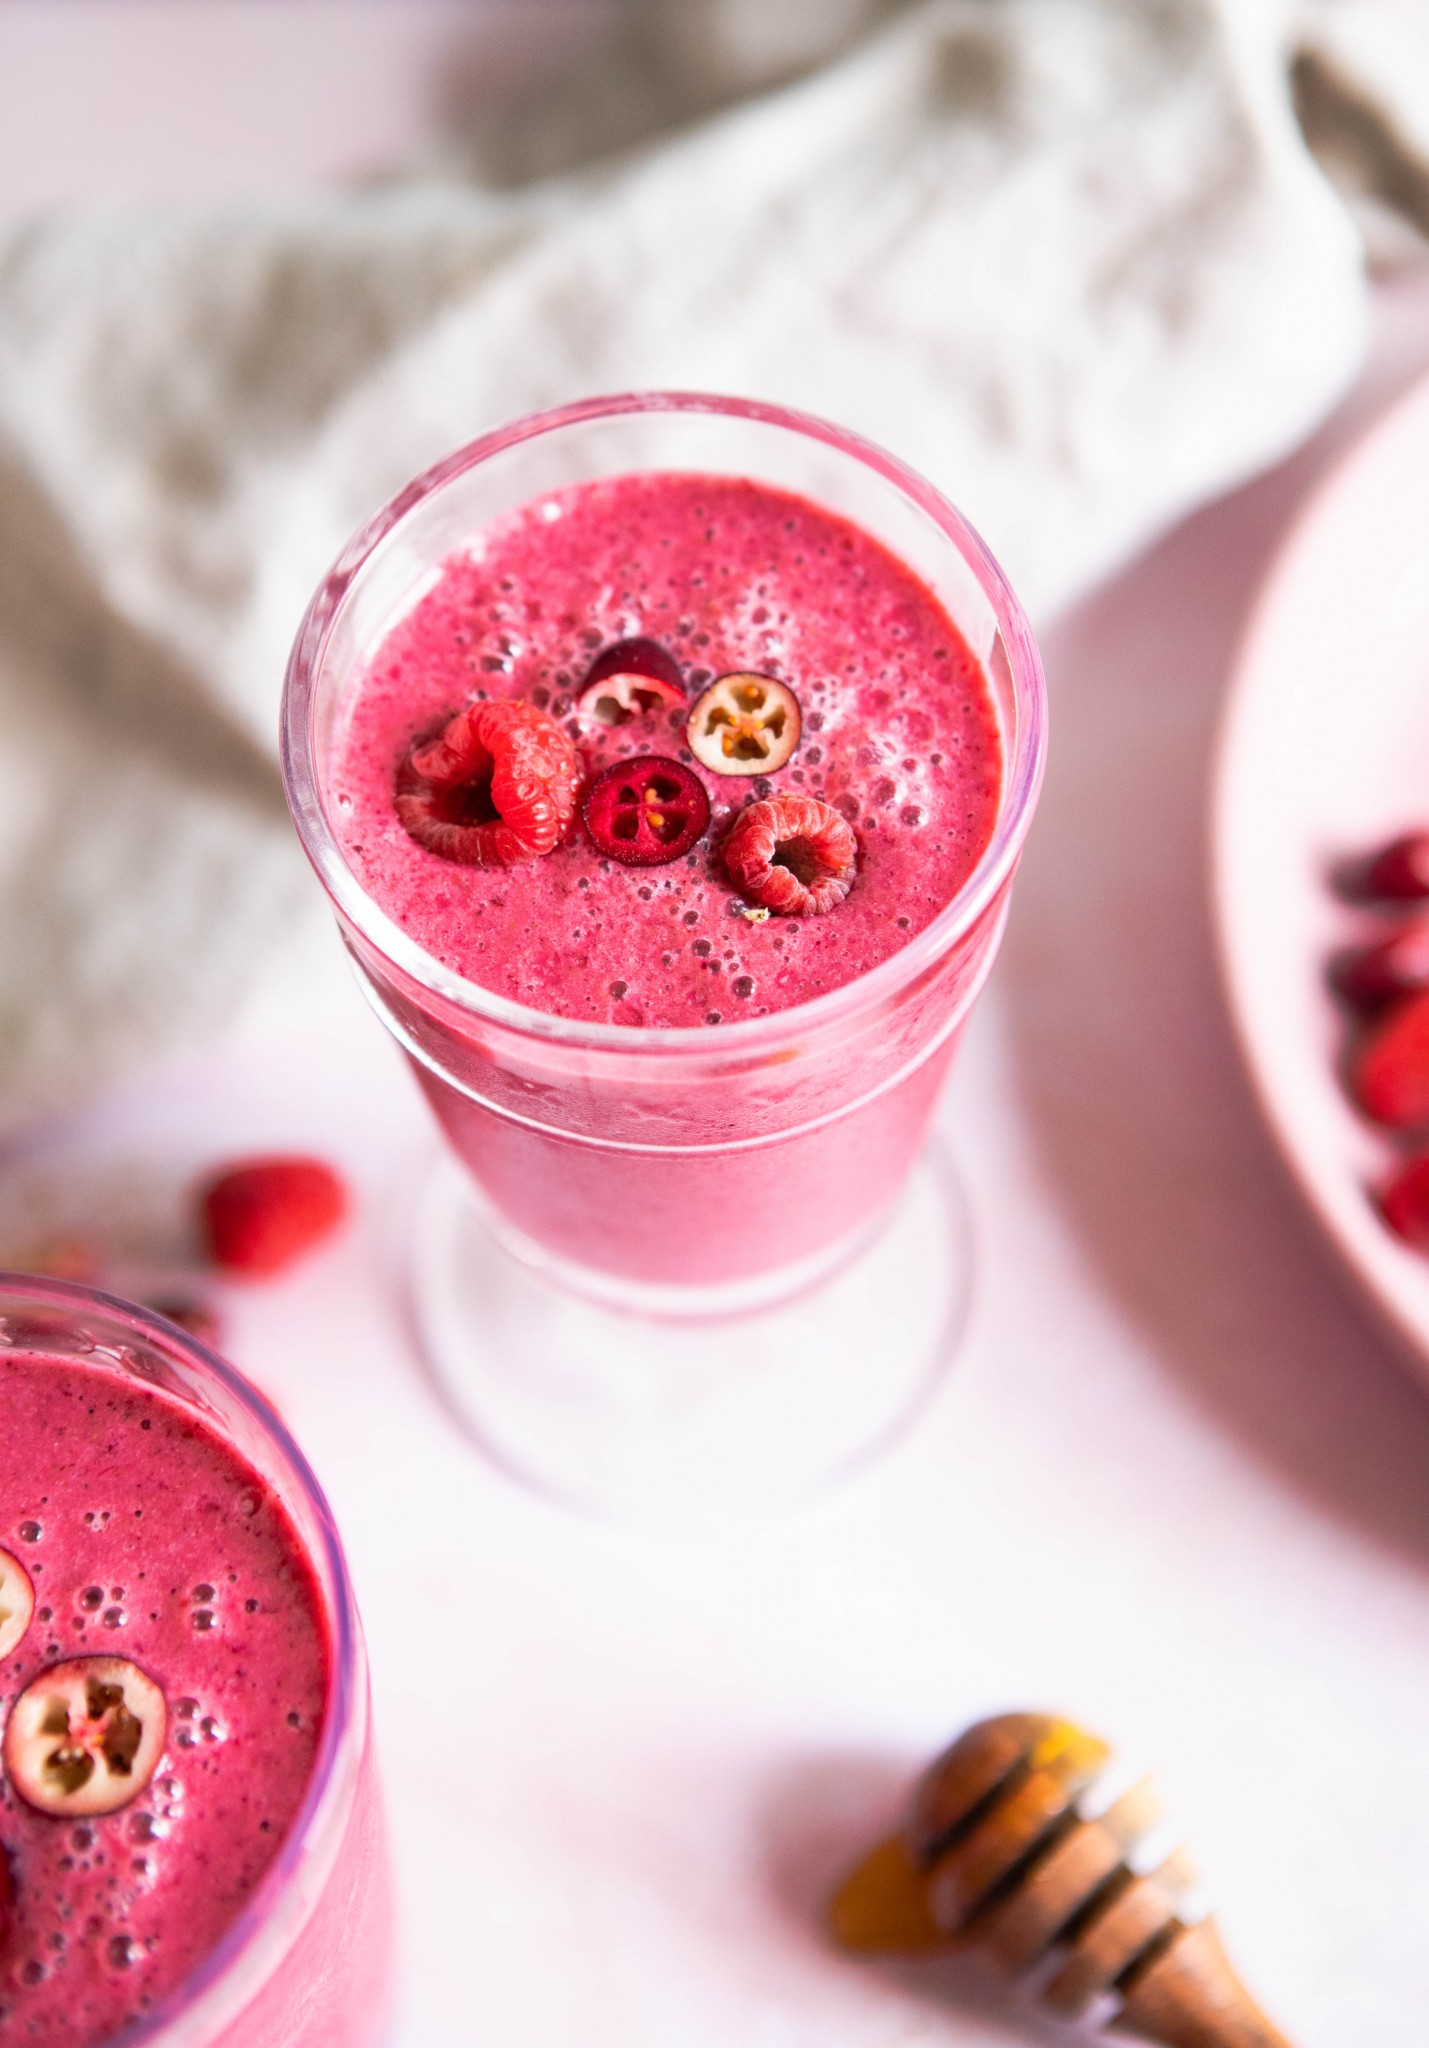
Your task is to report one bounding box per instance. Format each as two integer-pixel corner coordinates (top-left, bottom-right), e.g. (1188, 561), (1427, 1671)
(1, 1353), (327, 2047)
(331, 472), (1003, 1026)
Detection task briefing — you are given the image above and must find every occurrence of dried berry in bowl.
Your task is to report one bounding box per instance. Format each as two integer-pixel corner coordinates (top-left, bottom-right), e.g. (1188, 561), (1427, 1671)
(1350, 988), (1429, 1130)
(1330, 919), (1429, 1013)
(1334, 830), (1429, 903)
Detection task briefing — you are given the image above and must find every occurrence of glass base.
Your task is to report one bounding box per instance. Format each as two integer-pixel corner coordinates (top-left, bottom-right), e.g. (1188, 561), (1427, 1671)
(409, 1145), (971, 1528)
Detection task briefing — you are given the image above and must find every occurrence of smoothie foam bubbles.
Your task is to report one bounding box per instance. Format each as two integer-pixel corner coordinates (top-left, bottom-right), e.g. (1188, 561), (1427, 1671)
(330, 471), (1003, 1028)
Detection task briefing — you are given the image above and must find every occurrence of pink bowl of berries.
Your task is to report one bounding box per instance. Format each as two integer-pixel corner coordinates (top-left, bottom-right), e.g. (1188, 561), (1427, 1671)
(1215, 365), (1429, 1375)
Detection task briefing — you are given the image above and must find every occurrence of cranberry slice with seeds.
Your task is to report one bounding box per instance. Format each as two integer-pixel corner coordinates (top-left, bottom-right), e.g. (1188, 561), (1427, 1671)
(4, 1657), (166, 1817)
(722, 794), (857, 916)
(583, 755), (711, 866)
(576, 638), (685, 728)
(396, 699), (580, 866)
(0, 1546), (35, 1659)
(687, 673), (801, 776)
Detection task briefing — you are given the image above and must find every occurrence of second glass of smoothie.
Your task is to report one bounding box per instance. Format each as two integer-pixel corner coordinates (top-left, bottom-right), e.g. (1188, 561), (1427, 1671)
(283, 393), (1046, 1518)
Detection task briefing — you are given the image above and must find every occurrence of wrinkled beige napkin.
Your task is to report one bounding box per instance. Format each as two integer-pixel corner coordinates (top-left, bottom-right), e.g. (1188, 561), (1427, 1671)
(0, 0), (1423, 1134)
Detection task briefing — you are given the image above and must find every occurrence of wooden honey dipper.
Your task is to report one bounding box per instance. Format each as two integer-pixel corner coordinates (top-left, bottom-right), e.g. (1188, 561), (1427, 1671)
(830, 1712), (1295, 2048)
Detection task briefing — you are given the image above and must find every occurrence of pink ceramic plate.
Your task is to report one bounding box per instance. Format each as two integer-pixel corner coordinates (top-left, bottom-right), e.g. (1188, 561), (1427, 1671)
(1215, 368), (1429, 1370)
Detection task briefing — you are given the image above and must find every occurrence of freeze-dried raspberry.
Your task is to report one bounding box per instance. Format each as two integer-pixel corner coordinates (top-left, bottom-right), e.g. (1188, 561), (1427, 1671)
(200, 1157), (348, 1279)
(1351, 988), (1429, 1129)
(396, 699), (580, 866)
(1379, 1154), (1429, 1249)
(1337, 831), (1429, 903)
(721, 795), (857, 916)
(1331, 920), (1429, 1012)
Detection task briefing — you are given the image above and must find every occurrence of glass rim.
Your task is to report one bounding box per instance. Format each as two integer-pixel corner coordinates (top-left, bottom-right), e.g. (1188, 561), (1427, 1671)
(281, 389), (1048, 1054)
(0, 1273), (363, 2048)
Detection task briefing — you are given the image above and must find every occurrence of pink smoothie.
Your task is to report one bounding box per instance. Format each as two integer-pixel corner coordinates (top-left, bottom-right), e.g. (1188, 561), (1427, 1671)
(331, 472), (1001, 1026)
(1, 1353), (327, 2047)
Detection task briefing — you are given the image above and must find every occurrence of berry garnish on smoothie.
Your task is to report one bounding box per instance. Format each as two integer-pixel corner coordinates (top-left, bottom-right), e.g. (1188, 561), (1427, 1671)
(5, 1658), (166, 1818)
(687, 672), (801, 775)
(583, 757), (711, 866)
(0, 1548), (35, 1659)
(395, 698), (580, 867)
(722, 795), (857, 917)
(332, 471), (1002, 1026)
(575, 637), (685, 728)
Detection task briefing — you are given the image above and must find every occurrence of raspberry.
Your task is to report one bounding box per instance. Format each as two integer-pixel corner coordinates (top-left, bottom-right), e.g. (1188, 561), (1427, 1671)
(395, 698), (580, 866)
(1350, 989), (1429, 1128)
(1330, 919), (1429, 1012)
(687, 673), (802, 776)
(200, 1157), (348, 1279)
(721, 794), (857, 916)
(1336, 831), (1429, 903)
(1379, 1154), (1429, 1249)
(583, 755), (711, 865)
(576, 638), (685, 728)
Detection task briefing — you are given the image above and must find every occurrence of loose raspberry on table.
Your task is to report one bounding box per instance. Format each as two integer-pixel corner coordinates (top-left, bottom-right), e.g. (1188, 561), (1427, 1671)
(395, 698), (581, 866)
(721, 794), (857, 916)
(200, 1157), (349, 1280)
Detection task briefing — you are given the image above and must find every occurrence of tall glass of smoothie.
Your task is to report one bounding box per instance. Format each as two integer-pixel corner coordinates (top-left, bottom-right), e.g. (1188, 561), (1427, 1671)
(0, 1276), (392, 2047)
(282, 393), (1046, 1519)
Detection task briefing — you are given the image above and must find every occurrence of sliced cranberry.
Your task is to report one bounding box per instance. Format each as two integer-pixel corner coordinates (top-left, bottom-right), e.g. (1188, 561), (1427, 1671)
(583, 755), (710, 866)
(396, 699), (581, 866)
(1350, 987), (1429, 1128)
(1379, 1154), (1429, 1248)
(1331, 920), (1429, 1011)
(721, 794), (857, 915)
(1335, 831), (1429, 903)
(576, 638), (685, 728)
(0, 1546), (35, 1659)
(687, 673), (802, 776)
(4, 1657), (167, 1817)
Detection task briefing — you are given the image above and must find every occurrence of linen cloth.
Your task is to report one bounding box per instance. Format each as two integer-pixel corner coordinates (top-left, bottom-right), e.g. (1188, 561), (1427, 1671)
(0, 0), (1423, 1133)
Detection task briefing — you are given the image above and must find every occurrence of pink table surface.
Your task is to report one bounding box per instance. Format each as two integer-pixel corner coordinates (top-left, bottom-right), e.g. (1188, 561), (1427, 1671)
(4, 13), (1429, 2042)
